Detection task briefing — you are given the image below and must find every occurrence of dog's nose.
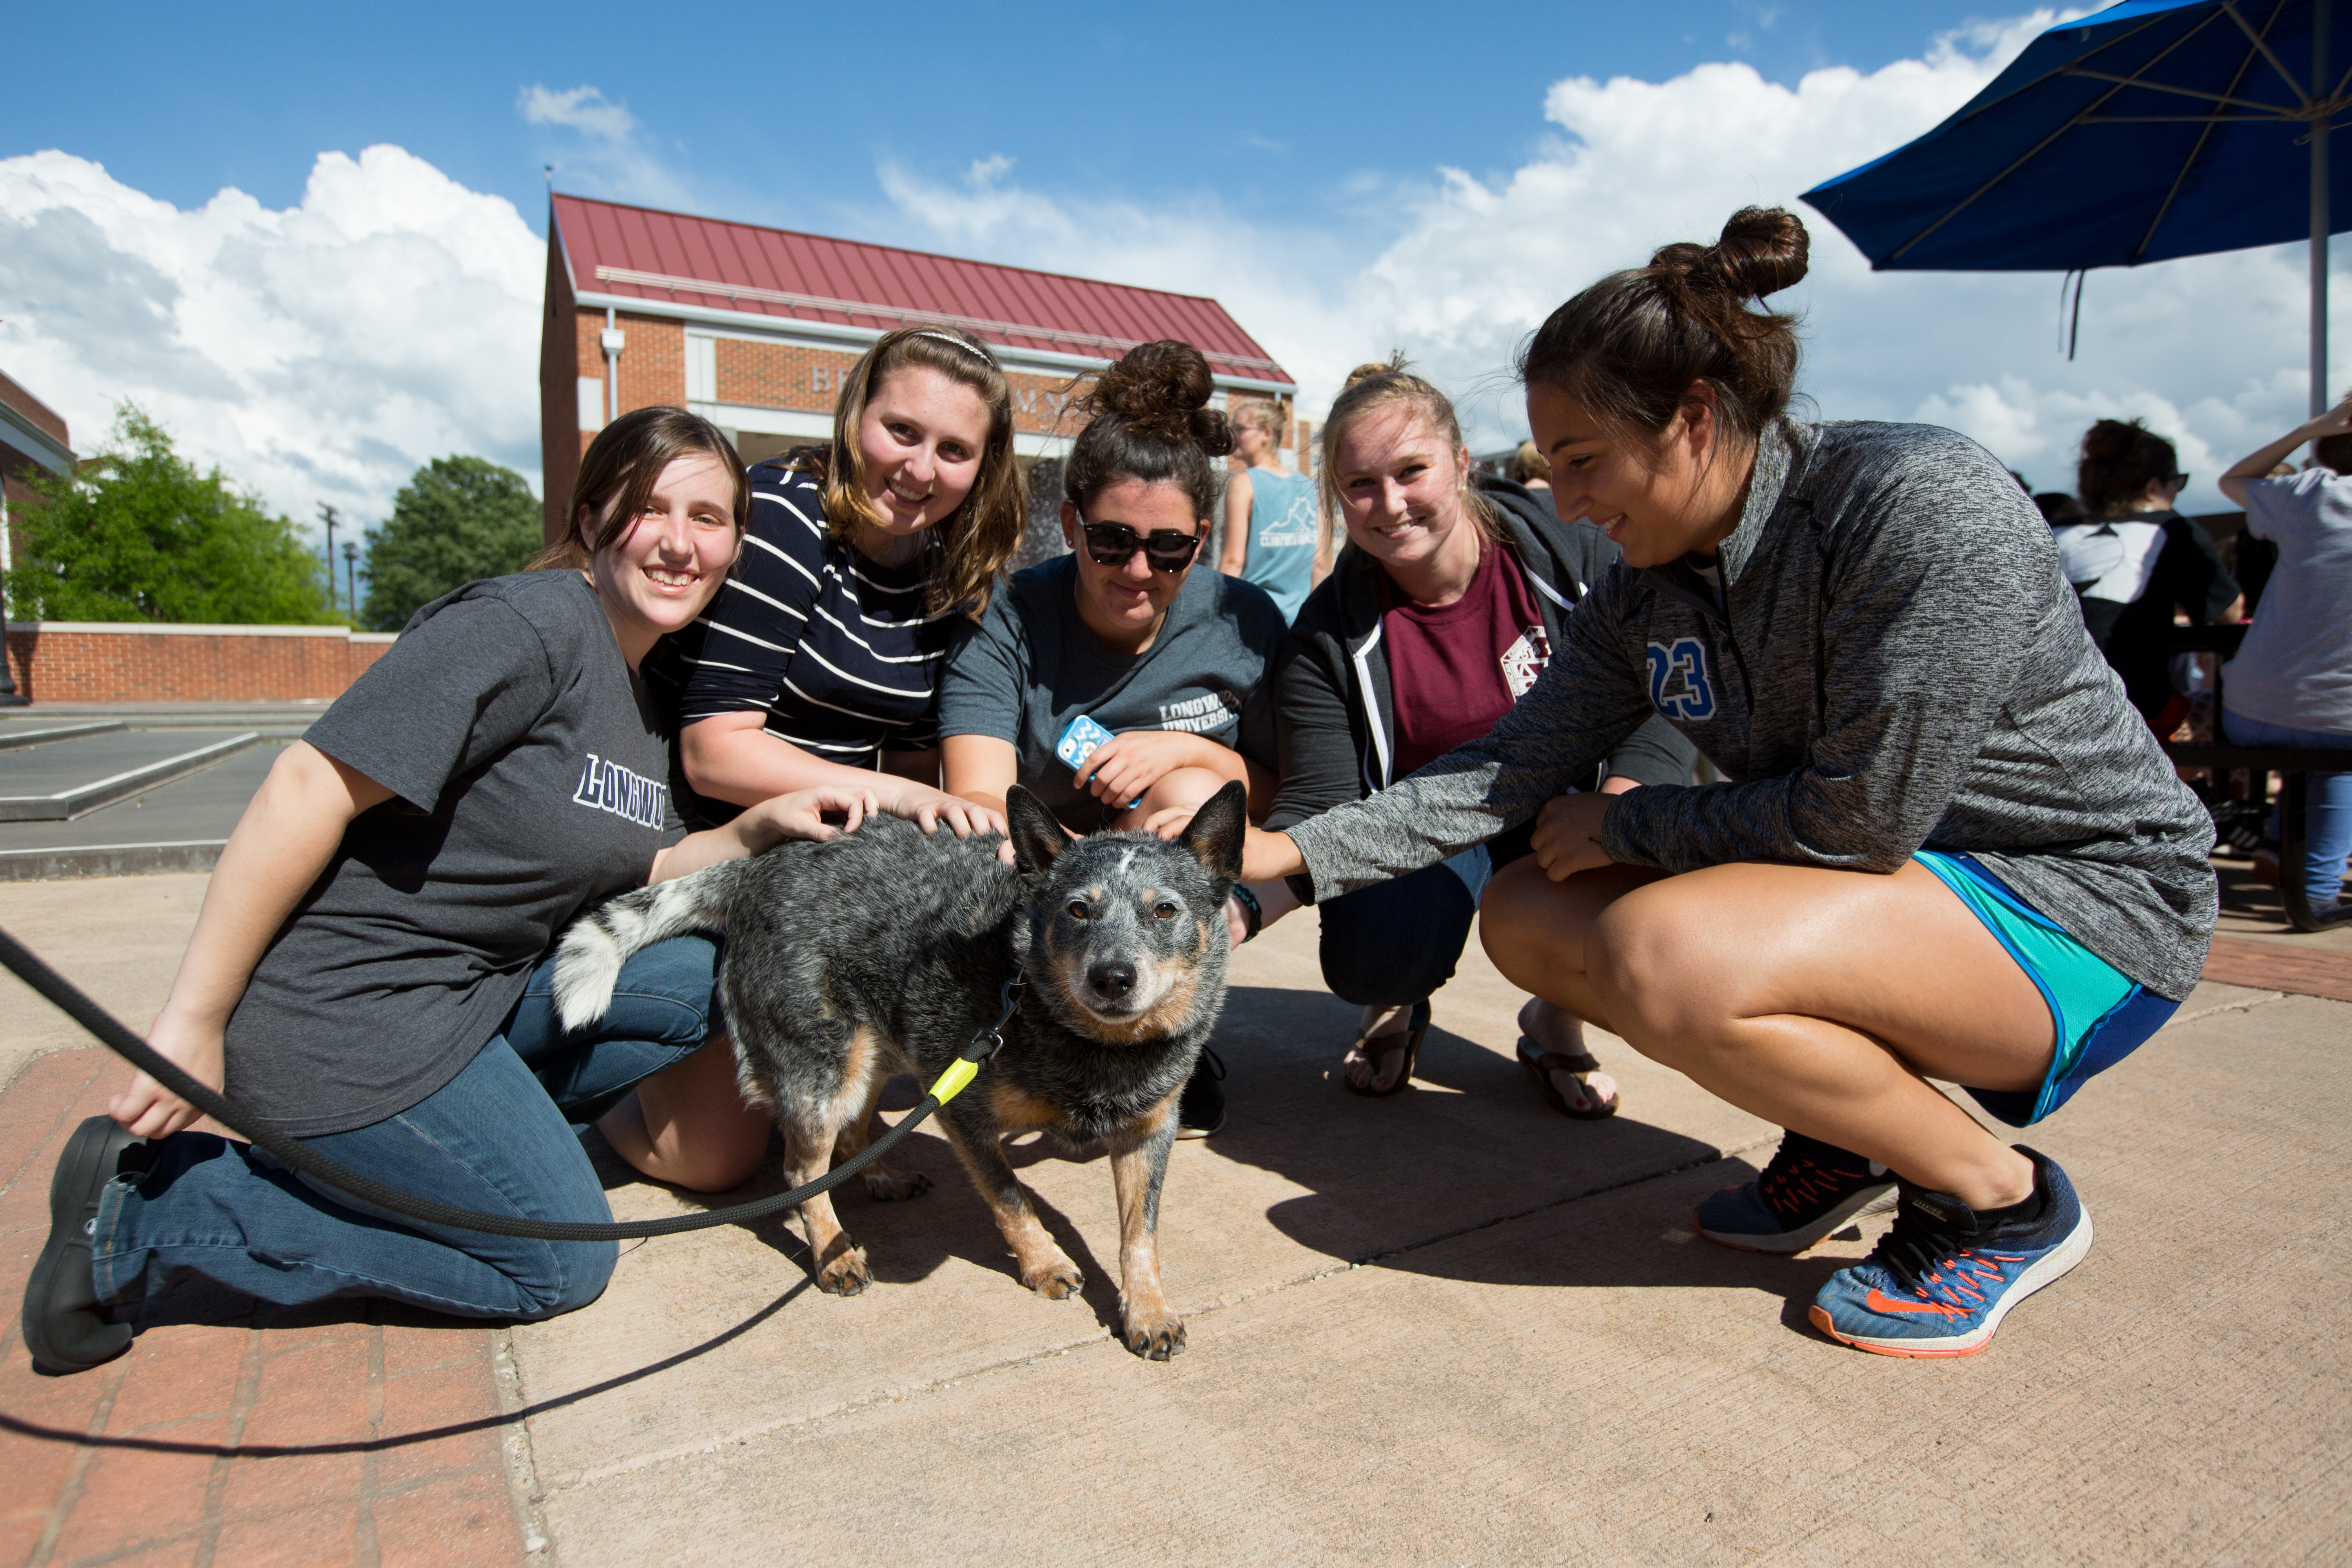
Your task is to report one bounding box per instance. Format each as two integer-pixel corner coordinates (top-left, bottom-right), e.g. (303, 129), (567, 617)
(1088, 961), (1136, 1000)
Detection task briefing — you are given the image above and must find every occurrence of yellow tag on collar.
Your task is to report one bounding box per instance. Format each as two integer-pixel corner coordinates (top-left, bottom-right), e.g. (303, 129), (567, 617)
(929, 1058), (982, 1105)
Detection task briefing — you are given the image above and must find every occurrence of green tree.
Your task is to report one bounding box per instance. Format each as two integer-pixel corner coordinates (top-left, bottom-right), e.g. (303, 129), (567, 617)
(2, 404), (336, 624)
(360, 456), (542, 631)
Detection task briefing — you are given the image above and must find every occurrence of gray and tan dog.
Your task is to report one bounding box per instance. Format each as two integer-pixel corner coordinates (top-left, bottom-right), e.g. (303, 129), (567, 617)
(551, 781), (1245, 1359)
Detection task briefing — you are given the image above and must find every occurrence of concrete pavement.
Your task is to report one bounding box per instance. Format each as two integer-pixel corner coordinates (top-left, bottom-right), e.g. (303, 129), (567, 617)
(0, 870), (2346, 1565)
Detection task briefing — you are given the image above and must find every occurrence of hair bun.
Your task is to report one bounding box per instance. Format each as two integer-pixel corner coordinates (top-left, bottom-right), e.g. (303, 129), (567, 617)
(1661, 207), (1809, 301)
(1090, 339), (1230, 454)
(1343, 352), (1412, 391)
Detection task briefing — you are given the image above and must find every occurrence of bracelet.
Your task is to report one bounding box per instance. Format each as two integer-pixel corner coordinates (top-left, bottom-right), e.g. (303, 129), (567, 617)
(1229, 882), (1262, 944)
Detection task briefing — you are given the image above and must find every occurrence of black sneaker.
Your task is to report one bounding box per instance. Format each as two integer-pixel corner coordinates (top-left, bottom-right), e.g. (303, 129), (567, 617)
(1693, 1129), (1896, 1253)
(22, 1116), (145, 1373)
(1174, 1049), (1226, 1139)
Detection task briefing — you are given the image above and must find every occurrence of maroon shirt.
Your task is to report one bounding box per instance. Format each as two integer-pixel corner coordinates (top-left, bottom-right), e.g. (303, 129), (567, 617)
(1381, 541), (1553, 779)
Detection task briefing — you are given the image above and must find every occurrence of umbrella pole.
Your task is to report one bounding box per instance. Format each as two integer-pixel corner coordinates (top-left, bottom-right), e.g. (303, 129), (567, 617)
(2314, 0), (2332, 420)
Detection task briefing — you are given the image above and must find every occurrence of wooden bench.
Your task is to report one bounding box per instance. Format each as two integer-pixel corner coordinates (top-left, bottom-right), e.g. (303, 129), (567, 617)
(2159, 623), (2349, 932)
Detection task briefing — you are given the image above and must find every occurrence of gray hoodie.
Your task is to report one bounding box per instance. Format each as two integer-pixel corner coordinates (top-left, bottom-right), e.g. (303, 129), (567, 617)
(1286, 418), (2217, 1000)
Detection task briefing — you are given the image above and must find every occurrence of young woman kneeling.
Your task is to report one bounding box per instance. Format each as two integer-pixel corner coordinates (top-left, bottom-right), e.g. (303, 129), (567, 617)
(940, 340), (1288, 1137)
(1238, 210), (2216, 1358)
(23, 410), (873, 1374)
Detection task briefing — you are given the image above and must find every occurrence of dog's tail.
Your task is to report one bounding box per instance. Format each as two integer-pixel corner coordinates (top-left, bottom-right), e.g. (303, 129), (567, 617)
(552, 861), (743, 1031)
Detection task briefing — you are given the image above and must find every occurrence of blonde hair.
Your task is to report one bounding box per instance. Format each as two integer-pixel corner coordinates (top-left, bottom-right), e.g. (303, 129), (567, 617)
(532, 406), (748, 572)
(1510, 439), (1550, 484)
(1231, 399), (1285, 442)
(1316, 353), (1497, 538)
(790, 325), (1023, 618)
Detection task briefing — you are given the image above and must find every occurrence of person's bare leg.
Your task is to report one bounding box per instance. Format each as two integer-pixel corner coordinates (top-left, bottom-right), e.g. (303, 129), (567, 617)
(597, 1037), (773, 1194)
(1481, 859), (2048, 1212)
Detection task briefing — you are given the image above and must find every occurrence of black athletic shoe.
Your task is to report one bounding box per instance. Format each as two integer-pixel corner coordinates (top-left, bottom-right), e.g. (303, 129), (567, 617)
(1175, 1049), (1226, 1139)
(22, 1116), (145, 1374)
(1694, 1129), (1896, 1253)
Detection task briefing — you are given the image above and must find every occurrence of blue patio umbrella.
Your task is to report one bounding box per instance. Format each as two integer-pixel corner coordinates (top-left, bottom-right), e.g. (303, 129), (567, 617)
(1800, 0), (2350, 414)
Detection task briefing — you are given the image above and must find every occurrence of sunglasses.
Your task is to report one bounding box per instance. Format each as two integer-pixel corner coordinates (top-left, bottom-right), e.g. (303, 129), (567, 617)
(2167, 472), (2191, 487)
(1078, 517), (1204, 572)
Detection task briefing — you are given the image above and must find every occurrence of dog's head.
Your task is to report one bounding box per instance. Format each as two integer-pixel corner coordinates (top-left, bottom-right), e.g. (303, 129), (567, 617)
(1006, 781), (1245, 1043)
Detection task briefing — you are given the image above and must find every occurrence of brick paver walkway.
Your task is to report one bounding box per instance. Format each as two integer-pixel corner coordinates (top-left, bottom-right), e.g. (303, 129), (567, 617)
(2201, 934), (2352, 1004)
(0, 1048), (530, 1568)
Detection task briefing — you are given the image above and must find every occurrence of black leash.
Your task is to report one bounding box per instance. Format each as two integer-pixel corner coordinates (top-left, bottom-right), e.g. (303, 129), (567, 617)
(0, 925), (1020, 1242)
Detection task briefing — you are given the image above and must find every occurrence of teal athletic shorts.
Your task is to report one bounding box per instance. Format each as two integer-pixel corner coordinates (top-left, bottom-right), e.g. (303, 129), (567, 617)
(1914, 850), (2181, 1128)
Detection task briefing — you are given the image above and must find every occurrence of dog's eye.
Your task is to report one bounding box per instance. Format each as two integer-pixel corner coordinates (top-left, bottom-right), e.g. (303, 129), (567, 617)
(1066, 900), (1090, 920)
(1153, 901), (1178, 920)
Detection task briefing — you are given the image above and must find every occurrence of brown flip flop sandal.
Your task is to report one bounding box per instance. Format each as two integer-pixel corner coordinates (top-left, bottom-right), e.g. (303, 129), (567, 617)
(1343, 1000), (1431, 1098)
(1516, 1036), (1619, 1120)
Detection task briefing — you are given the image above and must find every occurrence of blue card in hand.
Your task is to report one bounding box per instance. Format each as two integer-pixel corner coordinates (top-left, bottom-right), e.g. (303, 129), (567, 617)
(1054, 715), (1142, 809)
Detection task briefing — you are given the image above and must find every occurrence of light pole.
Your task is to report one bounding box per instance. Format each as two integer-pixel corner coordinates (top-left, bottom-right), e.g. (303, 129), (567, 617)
(341, 539), (360, 624)
(318, 504), (339, 616)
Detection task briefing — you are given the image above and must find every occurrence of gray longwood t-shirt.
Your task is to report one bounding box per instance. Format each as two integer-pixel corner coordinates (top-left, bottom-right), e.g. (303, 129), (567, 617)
(2223, 468), (2352, 734)
(940, 555), (1286, 830)
(225, 571), (686, 1138)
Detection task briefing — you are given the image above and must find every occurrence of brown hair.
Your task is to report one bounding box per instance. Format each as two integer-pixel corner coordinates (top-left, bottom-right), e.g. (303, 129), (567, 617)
(1062, 340), (1236, 521)
(1517, 206), (1808, 450)
(1510, 439), (1551, 484)
(788, 325), (1023, 617)
(2076, 418), (2180, 516)
(1316, 353), (1498, 539)
(532, 405), (748, 572)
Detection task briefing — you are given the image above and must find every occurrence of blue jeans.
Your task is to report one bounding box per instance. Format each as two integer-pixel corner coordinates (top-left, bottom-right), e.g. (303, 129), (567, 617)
(1316, 824), (1535, 1007)
(2223, 710), (2352, 910)
(91, 936), (722, 1321)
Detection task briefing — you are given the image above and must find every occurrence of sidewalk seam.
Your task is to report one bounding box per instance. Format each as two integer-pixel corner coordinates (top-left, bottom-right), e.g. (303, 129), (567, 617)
(491, 1326), (557, 1566)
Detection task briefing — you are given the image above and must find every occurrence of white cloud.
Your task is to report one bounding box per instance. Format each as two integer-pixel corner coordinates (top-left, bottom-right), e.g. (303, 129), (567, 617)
(5, 9), (2337, 537)
(517, 84), (638, 142)
(0, 146), (544, 533)
(877, 8), (2334, 511)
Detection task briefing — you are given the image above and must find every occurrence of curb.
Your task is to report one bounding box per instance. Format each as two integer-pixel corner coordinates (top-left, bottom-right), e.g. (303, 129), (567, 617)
(0, 839), (227, 881)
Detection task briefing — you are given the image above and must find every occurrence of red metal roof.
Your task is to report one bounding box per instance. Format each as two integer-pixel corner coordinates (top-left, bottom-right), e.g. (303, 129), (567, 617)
(552, 195), (1293, 388)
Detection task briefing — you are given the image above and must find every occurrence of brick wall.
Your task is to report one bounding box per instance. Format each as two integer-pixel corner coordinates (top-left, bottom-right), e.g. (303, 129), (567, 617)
(2, 624), (396, 704)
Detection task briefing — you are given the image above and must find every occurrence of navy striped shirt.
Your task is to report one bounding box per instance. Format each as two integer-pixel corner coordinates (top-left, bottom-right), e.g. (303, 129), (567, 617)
(653, 463), (955, 777)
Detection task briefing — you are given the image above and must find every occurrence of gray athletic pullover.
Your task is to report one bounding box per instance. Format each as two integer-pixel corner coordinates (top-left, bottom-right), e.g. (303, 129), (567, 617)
(1285, 418), (2218, 1000)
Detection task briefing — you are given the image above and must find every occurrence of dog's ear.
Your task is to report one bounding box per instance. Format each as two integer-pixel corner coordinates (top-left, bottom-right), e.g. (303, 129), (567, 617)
(1006, 786), (1067, 876)
(1177, 780), (1248, 887)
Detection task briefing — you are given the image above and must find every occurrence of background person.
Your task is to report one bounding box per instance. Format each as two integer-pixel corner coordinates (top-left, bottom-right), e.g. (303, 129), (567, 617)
(940, 340), (1287, 1136)
(1218, 397), (1324, 621)
(2217, 398), (2352, 915)
(1236, 208), (2216, 1359)
(1258, 356), (1693, 1114)
(2054, 418), (2241, 730)
(658, 325), (1025, 835)
(1510, 438), (1553, 493)
(23, 409), (875, 1374)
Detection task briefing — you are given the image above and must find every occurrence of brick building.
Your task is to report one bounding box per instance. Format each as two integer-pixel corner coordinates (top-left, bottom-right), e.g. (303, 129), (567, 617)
(0, 371), (76, 704)
(539, 196), (1301, 543)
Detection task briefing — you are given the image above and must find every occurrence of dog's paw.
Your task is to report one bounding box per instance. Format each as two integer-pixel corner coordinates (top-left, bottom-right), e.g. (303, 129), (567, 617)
(862, 1166), (931, 1202)
(1122, 1310), (1186, 1361)
(815, 1245), (872, 1296)
(1020, 1254), (1085, 1300)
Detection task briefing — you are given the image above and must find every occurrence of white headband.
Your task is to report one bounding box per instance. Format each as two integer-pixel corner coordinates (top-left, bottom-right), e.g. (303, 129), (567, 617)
(912, 329), (998, 367)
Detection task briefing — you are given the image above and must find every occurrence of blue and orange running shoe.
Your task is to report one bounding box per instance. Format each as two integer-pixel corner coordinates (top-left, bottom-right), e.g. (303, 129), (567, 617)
(1694, 1130), (1896, 1253)
(1810, 1147), (2092, 1359)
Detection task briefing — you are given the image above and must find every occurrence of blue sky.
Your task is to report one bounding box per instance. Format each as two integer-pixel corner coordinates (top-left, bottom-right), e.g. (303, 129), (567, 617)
(2, 3), (2337, 532)
(6, 2), (1987, 246)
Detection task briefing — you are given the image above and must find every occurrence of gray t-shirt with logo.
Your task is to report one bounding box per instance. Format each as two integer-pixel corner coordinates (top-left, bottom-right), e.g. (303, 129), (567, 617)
(940, 555), (1285, 830)
(225, 571), (685, 1138)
